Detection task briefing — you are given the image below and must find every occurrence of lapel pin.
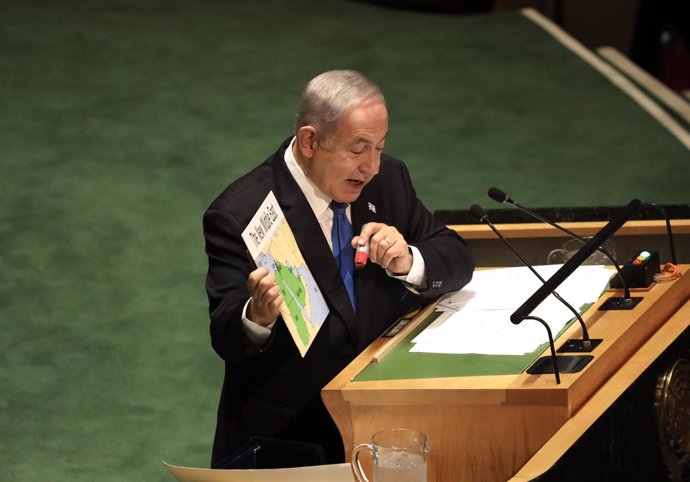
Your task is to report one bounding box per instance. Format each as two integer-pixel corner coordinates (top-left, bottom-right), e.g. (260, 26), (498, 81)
(368, 202), (376, 213)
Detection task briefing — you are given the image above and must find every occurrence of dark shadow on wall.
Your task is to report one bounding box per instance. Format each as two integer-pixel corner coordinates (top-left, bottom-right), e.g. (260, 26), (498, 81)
(631, 0), (690, 91)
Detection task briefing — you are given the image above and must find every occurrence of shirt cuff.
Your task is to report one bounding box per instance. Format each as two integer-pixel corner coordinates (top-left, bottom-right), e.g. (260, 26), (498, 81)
(387, 245), (427, 292)
(241, 298), (276, 346)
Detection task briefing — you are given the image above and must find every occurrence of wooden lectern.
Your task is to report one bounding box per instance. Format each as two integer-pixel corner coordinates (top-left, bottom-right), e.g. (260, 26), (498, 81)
(322, 266), (690, 481)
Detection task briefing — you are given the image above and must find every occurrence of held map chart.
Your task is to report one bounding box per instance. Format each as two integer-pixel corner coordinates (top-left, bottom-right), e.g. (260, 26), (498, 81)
(242, 191), (329, 356)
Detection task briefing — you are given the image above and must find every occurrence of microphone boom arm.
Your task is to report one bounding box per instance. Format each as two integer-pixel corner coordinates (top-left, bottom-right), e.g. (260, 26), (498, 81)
(509, 200), (631, 300)
(511, 199), (642, 324)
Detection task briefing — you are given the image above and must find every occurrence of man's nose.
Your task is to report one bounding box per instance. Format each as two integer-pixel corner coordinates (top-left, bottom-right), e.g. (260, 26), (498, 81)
(359, 149), (380, 175)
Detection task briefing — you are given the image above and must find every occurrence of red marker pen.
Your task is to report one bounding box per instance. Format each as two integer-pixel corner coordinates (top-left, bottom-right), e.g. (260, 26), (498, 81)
(354, 241), (369, 270)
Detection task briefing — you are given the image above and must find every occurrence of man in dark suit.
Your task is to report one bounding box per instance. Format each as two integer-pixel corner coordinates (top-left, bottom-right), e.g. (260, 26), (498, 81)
(203, 70), (474, 467)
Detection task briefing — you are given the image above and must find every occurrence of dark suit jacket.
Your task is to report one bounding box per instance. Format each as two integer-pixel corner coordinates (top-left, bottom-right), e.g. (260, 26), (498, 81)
(203, 137), (474, 467)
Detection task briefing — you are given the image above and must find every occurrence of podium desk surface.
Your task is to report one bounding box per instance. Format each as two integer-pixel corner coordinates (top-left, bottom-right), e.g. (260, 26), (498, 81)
(322, 266), (690, 482)
(353, 301), (594, 383)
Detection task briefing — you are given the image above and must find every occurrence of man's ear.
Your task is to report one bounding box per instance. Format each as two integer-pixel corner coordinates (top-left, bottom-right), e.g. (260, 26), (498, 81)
(296, 126), (317, 158)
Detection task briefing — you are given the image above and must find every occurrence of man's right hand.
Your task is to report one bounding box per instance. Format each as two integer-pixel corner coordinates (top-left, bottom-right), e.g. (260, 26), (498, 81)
(246, 267), (283, 327)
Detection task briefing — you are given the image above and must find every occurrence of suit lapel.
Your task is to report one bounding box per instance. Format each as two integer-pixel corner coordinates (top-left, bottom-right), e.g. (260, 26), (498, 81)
(351, 196), (380, 236)
(271, 151), (360, 347)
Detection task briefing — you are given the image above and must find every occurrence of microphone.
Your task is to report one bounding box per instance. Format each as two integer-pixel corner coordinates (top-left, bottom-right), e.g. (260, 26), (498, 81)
(470, 204), (600, 353)
(507, 199), (642, 380)
(488, 187), (634, 306)
(643, 202), (677, 265)
(487, 187), (514, 204)
(512, 199), (642, 322)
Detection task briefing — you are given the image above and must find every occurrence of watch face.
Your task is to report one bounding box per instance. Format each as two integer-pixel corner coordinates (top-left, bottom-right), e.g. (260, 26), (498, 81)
(655, 358), (690, 477)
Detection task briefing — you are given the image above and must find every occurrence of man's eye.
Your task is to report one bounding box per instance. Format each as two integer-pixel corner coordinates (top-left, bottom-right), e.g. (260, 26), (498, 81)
(351, 149), (364, 155)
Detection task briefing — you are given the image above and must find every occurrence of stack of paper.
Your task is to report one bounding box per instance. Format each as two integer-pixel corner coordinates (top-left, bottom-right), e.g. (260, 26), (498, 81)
(410, 265), (613, 356)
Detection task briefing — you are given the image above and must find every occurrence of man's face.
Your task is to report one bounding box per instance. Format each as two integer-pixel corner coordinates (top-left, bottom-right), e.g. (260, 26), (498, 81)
(303, 98), (388, 204)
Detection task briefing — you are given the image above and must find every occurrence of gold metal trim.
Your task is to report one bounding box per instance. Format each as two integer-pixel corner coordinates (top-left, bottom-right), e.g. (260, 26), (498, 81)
(655, 358), (690, 479)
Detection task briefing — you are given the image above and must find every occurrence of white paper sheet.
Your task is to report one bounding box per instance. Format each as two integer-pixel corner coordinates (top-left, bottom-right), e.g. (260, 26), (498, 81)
(411, 265), (613, 355)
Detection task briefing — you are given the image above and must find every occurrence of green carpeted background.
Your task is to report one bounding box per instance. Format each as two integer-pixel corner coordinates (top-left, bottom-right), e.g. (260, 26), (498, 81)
(1, 1), (687, 480)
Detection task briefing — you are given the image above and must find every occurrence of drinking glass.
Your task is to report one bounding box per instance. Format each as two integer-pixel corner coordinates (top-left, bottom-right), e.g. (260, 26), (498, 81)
(351, 428), (429, 482)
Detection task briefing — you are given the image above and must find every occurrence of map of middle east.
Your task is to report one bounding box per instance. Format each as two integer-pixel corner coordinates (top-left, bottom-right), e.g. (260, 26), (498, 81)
(242, 191), (329, 356)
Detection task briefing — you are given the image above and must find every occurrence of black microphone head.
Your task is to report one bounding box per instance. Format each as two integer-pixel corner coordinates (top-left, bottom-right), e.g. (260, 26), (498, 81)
(470, 204), (488, 223)
(488, 186), (510, 204)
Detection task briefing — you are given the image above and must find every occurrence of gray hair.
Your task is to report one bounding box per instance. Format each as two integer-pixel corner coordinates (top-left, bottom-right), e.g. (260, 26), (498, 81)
(294, 70), (385, 144)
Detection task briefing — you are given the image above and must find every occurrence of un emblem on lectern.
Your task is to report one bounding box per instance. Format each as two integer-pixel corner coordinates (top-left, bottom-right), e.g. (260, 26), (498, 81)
(655, 358), (690, 480)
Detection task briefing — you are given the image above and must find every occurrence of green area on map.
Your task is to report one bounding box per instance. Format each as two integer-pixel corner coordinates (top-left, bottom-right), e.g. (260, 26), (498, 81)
(275, 260), (309, 344)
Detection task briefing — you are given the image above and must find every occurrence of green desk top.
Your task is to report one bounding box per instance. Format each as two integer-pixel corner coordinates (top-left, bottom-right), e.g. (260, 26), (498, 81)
(354, 306), (590, 382)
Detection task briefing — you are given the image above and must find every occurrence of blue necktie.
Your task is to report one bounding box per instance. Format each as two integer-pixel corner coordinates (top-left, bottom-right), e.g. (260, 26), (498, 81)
(330, 201), (357, 311)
